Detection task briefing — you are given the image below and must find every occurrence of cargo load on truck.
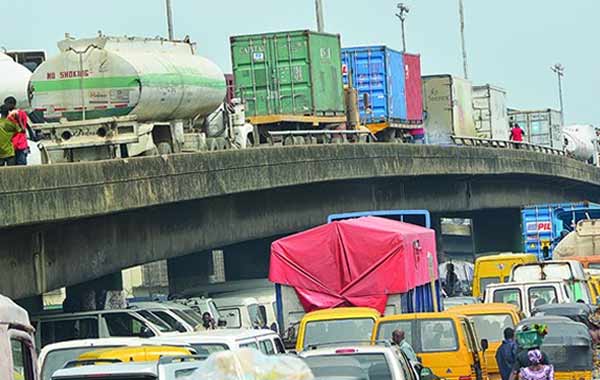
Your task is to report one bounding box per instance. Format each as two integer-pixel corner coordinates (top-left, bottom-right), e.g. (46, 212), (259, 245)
(341, 46), (423, 138)
(269, 216), (440, 345)
(553, 219), (600, 258)
(422, 74), (476, 145)
(230, 30), (346, 133)
(472, 84), (509, 140)
(521, 202), (600, 259)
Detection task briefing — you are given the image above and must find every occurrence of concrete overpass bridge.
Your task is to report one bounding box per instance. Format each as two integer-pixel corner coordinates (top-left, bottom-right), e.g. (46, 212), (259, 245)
(1, 144), (599, 301)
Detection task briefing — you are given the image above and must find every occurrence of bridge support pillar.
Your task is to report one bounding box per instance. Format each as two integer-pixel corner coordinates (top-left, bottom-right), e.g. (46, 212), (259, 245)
(471, 209), (522, 255)
(167, 251), (212, 296)
(223, 237), (274, 282)
(63, 272), (123, 312)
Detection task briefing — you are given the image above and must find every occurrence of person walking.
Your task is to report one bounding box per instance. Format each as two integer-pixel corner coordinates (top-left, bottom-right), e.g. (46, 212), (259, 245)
(0, 109), (23, 166)
(496, 328), (517, 380)
(392, 329), (418, 363)
(518, 349), (554, 380)
(509, 324), (551, 380)
(510, 123), (525, 143)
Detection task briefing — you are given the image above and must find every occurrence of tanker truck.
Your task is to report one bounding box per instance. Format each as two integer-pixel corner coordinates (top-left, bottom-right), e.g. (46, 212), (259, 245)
(0, 52), (32, 109)
(29, 34), (251, 163)
(563, 124), (599, 165)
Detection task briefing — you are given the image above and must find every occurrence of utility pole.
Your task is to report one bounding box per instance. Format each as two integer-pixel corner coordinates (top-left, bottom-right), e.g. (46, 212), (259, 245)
(458, 0), (468, 79)
(165, 0), (174, 40)
(551, 63), (565, 124)
(315, 0), (325, 32)
(395, 3), (410, 52)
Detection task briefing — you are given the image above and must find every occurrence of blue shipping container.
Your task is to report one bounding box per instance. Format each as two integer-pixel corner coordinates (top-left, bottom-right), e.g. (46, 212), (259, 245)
(522, 202), (600, 260)
(342, 46), (407, 124)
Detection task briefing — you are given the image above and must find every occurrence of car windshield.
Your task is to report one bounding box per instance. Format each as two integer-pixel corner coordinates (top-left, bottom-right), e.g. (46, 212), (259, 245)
(42, 346), (120, 380)
(170, 309), (199, 327)
(303, 318), (375, 349)
(304, 353), (391, 380)
(136, 310), (176, 332)
(191, 343), (229, 356)
(470, 314), (515, 342)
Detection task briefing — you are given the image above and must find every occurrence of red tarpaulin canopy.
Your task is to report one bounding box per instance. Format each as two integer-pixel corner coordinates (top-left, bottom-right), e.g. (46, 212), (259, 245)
(269, 216), (438, 314)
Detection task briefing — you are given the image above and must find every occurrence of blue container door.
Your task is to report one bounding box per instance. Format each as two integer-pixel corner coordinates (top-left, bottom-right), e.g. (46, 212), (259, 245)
(342, 47), (388, 123)
(522, 205), (557, 260)
(386, 50), (407, 121)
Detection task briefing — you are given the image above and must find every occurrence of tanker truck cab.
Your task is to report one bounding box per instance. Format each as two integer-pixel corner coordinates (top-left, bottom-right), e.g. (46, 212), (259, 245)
(373, 312), (488, 380)
(0, 294), (38, 380)
(510, 260), (592, 304)
(483, 280), (571, 317)
(296, 307), (380, 352)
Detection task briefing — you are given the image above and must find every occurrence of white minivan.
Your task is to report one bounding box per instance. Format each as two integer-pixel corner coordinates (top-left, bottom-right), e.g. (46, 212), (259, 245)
(213, 296), (265, 329)
(484, 280), (571, 316)
(163, 329), (285, 356)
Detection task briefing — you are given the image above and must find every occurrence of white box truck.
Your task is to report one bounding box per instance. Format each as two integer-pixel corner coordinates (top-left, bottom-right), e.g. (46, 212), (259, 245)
(473, 84), (509, 140)
(422, 75), (476, 145)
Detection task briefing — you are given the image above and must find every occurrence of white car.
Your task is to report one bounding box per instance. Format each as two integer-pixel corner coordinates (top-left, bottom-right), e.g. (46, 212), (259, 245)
(38, 337), (196, 380)
(49, 356), (204, 380)
(129, 301), (204, 332)
(157, 328), (286, 356)
(300, 344), (421, 380)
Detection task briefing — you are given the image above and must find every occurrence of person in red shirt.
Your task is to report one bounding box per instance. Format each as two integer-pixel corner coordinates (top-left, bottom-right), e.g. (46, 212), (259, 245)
(510, 123), (525, 142)
(4, 97), (33, 165)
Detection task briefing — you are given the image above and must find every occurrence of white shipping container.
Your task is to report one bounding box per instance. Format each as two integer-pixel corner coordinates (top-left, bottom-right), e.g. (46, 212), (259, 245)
(473, 84), (509, 140)
(508, 109), (563, 149)
(422, 75), (476, 144)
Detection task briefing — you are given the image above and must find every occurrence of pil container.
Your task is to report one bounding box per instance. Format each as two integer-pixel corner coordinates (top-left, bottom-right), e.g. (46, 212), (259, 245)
(230, 30), (345, 122)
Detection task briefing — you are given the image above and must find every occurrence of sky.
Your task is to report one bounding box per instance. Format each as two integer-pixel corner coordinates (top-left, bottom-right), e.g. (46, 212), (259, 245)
(2, 0), (598, 125)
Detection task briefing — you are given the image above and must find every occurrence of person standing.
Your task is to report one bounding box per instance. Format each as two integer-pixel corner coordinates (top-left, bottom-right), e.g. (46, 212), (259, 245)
(392, 329), (418, 363)
(496, 328), (517, 380)
(518, 349), (554, 380)
(509, 325), (551, 380)
(444, 263), (459, 297)
(510, 123), (525, 142)
(4, 96), (33, 165)
(0, 109), (23, 166)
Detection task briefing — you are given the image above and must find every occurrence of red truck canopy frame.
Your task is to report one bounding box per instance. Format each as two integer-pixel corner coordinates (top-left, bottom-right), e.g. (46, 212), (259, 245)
(269, 216), (438, 314)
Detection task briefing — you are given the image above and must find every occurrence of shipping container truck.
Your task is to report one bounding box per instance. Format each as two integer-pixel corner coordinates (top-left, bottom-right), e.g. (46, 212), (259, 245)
(508, 108), (563, 149)
(521, 202), (600, 260)
(422, 75), (476, 145)
(230, 30), (346, 134)
(472, 84), (509, 140)
(270, 215), (440, 347)
(340, 46), (423, 138)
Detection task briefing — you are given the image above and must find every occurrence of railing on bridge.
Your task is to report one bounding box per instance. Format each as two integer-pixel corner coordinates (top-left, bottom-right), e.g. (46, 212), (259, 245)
(451, 135), (566, 156)
(267, 130), (377, 146)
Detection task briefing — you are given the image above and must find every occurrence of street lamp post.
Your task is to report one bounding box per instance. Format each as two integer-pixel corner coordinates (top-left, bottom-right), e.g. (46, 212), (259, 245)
(315, 0), (325, 32)
(551, 63), (565, 124)
(458, 0), (468, 79)
(395, 3), (410, 52)
(165, 0), (174, 40)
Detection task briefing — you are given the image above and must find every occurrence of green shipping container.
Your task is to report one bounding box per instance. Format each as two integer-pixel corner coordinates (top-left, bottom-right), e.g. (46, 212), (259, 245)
(230, 30), (345, 119)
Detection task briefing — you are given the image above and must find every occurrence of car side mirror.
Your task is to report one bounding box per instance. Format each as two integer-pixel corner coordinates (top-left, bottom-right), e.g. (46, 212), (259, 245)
(481, 338), (489, 352)
(420, 367), (433, 377)
(139, 326), (154, 338)
(218, 319), (227, 327)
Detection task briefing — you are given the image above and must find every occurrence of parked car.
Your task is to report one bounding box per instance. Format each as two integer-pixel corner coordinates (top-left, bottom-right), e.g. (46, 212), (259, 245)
(38, 337), (196, 380)
(31, 308), (179, 348)
(300, 344), (431, 380)
(159, 328), (286, 356)
(177, 297), (224, 325)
